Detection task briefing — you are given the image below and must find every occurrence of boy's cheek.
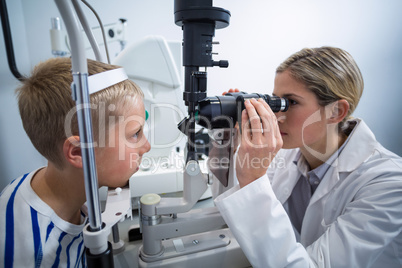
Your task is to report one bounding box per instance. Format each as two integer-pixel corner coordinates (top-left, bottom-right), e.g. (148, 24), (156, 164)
(129, 152), (141, 169)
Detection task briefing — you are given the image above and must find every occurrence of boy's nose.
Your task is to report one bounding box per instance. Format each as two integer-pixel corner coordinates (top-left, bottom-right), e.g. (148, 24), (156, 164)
(143, 138), (151, 154)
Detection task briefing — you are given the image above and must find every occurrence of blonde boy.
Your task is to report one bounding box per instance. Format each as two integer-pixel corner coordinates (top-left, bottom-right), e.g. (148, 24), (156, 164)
(0, 57), (150, 267)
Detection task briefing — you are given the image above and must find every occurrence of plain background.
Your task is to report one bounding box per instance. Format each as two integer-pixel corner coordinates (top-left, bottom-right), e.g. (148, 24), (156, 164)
(1, 0), (402, 191)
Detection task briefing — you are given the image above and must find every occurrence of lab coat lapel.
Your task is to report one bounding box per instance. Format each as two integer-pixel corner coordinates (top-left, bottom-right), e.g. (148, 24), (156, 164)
(271, 150), (300, 204)
(300, 165), (340, 245)
(309, 161), (340, 205)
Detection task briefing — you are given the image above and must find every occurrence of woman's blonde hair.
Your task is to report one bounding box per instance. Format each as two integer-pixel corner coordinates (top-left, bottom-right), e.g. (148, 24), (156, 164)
(276, 47), (364, 129)
(17, 57), (143, 169)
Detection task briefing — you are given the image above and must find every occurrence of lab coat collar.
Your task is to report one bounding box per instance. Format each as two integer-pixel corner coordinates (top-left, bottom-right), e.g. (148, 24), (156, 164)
(307, 118), (377, 205)
(272, 118), (377, 205)
(297, 118), (377, 173)
(336, 118), (377, 172)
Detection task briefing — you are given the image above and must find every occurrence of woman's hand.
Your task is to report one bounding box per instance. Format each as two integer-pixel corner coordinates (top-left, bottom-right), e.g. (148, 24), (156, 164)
(222, 88), (240, 96)
(236, 98), (283, 188)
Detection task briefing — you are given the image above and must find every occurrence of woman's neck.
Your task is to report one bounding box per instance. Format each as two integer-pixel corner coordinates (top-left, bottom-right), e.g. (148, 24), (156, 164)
(300, 131), (348, 170)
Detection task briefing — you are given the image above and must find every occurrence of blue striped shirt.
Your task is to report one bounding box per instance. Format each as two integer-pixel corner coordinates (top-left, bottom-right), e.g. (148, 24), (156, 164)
(0, 169), (87, 267)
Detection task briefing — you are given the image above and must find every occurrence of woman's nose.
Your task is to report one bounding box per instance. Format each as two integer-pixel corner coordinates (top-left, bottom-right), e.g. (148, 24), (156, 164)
(276, 112), (286, 123)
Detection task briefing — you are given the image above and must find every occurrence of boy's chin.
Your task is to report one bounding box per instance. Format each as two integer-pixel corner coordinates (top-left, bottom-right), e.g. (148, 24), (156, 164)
(109, 178), (131, 189)
(119, 180), (130, 188)
(109, 180), (130, 188)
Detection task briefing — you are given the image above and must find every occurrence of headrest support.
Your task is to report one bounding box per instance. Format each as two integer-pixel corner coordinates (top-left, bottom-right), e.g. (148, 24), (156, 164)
(88, 68), (128, 95)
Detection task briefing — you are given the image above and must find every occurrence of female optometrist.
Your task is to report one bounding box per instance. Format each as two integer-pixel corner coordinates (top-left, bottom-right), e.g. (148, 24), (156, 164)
(214, 47), (402, 267)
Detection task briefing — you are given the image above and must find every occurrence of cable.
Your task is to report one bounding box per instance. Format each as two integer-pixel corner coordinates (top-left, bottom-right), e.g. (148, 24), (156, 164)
(81, 0), (111, 64)
(0, 0), (25, 81)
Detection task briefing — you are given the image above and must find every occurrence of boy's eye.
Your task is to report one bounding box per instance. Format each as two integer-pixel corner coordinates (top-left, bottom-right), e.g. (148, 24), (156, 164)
(133, 130), (141, 140)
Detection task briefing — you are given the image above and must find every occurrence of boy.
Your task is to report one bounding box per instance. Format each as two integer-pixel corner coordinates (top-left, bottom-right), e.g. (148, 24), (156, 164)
(0, 57), (150, 267)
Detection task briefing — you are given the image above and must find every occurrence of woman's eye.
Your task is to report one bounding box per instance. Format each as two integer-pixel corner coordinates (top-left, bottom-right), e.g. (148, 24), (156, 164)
(289, 99), (298, 105)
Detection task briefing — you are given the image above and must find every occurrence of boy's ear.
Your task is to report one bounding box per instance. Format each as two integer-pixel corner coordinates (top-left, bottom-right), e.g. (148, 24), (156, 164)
(63, 136), (82, 169)
(327, 99), (349, 124)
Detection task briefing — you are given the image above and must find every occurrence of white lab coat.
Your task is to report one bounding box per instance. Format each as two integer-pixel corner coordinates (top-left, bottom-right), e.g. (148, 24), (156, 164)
(214, 119), (402, 267)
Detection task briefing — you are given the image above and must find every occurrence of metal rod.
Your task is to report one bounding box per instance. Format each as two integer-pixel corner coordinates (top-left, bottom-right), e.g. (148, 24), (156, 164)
(112, 224), (120, 243)
(54, 0), (102, 231)
(71, 0), (104, 62)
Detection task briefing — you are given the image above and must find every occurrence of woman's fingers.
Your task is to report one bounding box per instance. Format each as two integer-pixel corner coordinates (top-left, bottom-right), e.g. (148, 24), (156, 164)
(242, 98), (282, 150)
(246, 99), (270, 139)
(256, 98), (275, 147)
(243, 99), (263, 144)
(236, 98), (282, 187)
(223, 88), (240, 96)
(241, 107), (251, 144)
(256, 98), (283, 152)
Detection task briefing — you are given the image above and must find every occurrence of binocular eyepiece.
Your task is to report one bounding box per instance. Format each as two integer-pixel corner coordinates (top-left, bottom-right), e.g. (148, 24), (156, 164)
(196, 92), (289, 129)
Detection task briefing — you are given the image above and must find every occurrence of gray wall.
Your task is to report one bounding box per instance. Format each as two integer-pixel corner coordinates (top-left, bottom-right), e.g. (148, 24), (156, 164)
(1, 0), (402, 191)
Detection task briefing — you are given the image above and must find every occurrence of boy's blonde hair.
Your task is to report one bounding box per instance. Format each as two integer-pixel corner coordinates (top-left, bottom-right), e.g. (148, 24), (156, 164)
(17, 57), (143, 169)
(276, 47), (364, 129)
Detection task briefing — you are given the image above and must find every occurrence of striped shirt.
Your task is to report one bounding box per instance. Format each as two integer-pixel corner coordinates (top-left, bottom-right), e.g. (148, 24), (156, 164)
(0, 169), (87, 267)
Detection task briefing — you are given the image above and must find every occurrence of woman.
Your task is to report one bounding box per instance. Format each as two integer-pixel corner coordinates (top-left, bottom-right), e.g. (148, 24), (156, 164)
(214, 47), (402, 267)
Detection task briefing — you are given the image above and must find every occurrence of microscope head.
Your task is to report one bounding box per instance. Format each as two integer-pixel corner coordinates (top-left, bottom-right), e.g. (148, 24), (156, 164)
(174, 0), (230, 69)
